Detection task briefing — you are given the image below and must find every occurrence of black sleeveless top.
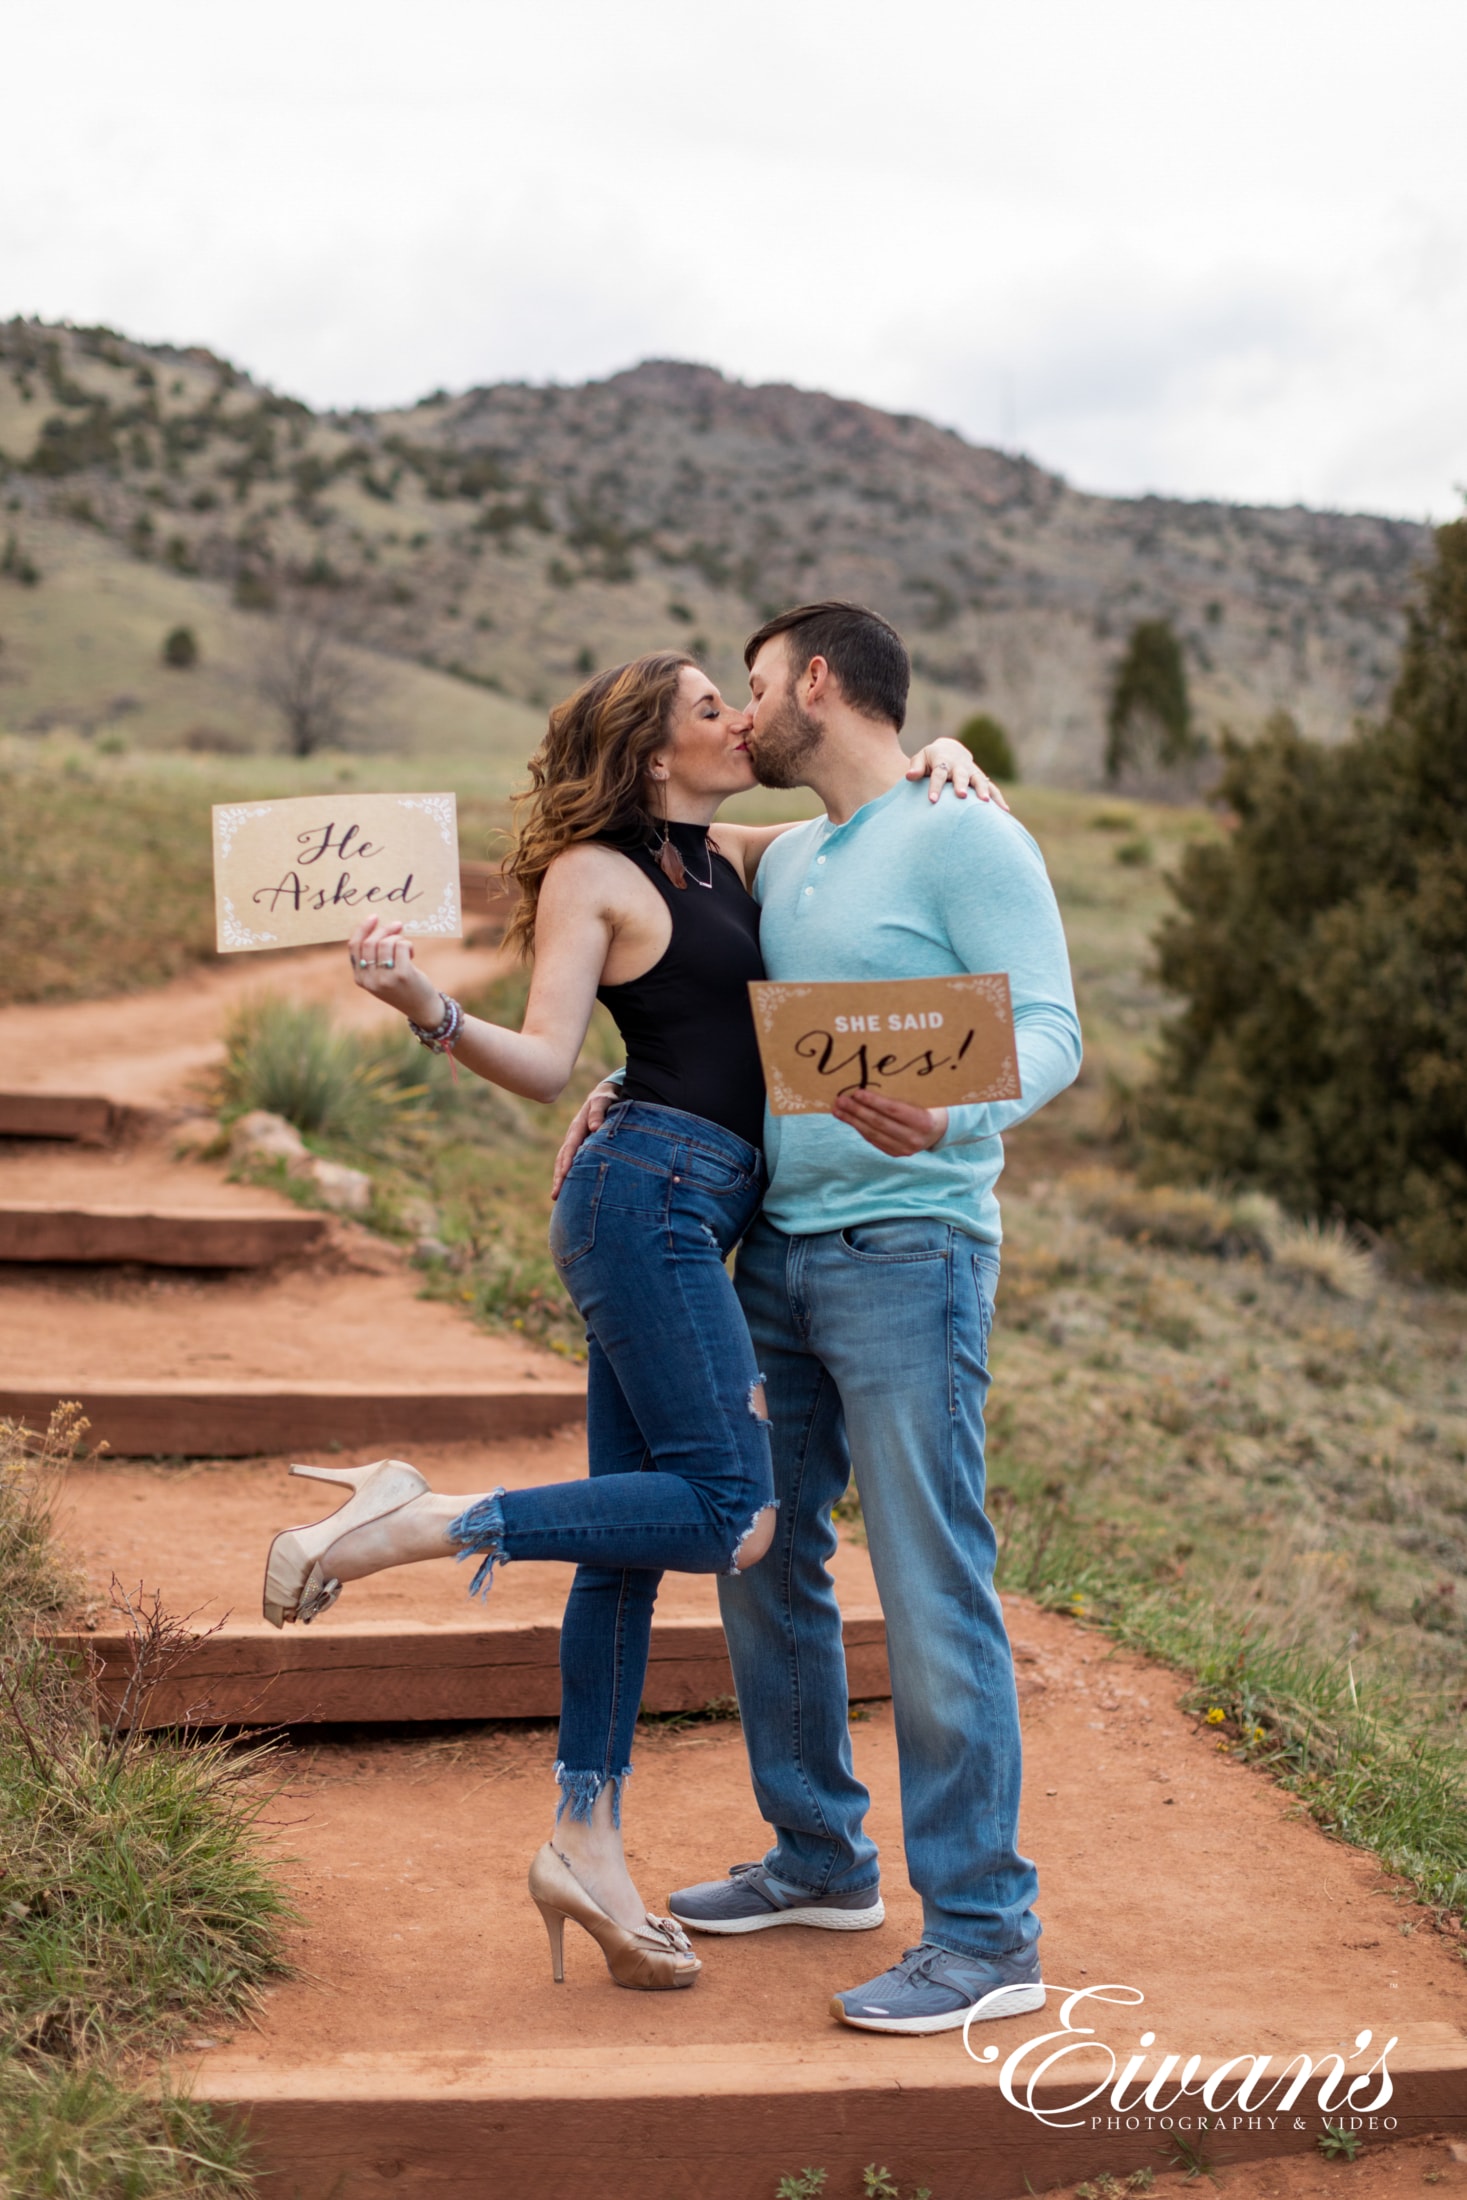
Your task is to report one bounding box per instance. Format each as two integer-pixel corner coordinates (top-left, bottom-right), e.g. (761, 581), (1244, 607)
(596, 819), (767, 1150)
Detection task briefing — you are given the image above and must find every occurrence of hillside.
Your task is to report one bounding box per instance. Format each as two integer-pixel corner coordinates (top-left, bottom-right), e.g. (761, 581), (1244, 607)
(0, 318), (1429, 781)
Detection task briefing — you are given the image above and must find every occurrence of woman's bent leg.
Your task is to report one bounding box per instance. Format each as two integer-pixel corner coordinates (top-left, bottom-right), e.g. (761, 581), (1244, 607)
(451, 1121), (775, 1584)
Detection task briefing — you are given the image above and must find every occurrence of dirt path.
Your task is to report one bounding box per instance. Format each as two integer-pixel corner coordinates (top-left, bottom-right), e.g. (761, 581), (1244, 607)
(0, 936), (512, 1109)
(204, 1600), (1467, 2061)
(180, 1598), (1466, 2196)
(0, 931), (581, 1401)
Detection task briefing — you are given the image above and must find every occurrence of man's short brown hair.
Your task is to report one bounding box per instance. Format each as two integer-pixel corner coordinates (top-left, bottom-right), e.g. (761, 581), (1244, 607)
(744, 601), (910, 732)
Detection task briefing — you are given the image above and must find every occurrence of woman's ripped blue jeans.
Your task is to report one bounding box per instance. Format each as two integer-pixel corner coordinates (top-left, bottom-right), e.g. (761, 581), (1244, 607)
(447, 1102), (772, 1826)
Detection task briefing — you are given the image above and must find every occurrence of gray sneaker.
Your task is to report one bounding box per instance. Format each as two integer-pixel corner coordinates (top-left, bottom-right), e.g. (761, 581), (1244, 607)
(831, 1941), (1045, 2034)
(669, 1861), (885, 1935)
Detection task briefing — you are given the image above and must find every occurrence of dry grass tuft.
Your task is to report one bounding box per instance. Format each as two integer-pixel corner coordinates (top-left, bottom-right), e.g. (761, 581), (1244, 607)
(1267, 1216), (1376, 1299)
(0, 1403), (89, 1644)
(1075, 1172), (1269, 1258)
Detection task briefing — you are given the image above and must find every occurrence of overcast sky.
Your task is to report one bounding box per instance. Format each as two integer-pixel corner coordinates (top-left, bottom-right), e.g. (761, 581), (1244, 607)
(9, 0), (1465, 519)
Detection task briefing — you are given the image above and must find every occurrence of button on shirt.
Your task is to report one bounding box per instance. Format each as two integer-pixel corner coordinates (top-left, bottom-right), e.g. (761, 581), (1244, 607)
(753, 779), (1082, 1243)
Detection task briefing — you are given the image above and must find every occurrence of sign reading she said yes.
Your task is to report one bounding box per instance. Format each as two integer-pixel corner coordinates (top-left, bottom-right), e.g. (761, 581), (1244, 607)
(211, 794), (462, 953)
(749, 974), (1021, 1115)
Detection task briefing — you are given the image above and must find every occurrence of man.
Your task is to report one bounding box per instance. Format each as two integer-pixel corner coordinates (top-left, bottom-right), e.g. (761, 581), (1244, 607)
(563, 603), (1080, 2035)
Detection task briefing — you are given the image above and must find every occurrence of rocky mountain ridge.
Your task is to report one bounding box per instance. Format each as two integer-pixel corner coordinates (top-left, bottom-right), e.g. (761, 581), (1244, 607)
(0, 319), (1429, 779)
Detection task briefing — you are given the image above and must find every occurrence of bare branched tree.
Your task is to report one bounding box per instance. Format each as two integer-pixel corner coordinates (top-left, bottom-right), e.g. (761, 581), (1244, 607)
(255, 603), (373, 756)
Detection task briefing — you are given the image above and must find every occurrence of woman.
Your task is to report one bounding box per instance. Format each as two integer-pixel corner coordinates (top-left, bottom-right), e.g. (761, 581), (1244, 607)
(262, 653), (989, 1993)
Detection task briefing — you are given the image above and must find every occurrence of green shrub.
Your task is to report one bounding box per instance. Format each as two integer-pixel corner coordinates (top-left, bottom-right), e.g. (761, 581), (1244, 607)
(955, 712), (1018, 781)
(232, 569), (276, 611)
(162, 625), (199, 669)
(0, 531), (40, 586)
(26, 406), (119, 478)
(1105, 618), (1196, 778)
(1140, 518), (1467, 1280)
(215, 996), (429, 1156)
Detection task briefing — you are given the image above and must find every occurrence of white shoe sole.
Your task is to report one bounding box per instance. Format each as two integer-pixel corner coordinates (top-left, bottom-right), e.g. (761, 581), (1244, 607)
(670, 1895), (886, 1935)
(831, 1978), (1046, 2034)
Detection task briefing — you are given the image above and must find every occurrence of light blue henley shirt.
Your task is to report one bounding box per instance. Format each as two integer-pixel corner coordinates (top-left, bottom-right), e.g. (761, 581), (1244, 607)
(752, 779), (1082, 1243)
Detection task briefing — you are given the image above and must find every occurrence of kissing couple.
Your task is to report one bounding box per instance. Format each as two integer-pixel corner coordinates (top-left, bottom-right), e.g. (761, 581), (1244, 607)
(262, 599), (1082, 2035)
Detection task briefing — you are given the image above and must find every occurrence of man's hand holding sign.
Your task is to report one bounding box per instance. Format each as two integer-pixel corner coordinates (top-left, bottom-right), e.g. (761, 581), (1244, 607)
(749, 973), (1021, 1154)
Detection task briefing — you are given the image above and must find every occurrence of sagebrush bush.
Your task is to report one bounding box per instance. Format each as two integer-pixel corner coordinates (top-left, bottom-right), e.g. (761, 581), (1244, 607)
(1141, 517), (1467, 1280)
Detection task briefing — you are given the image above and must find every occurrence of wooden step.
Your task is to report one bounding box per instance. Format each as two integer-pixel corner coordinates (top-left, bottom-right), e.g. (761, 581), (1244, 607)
(0, 1203), (328, 1267)
(59, 1610), (891, 1728)
(51, 1444), (886, 1727)
(0, 1091), (119, 1143)
(1, 1380), (586, 1456)
(189, 2037), (1467, 2200)
(167, 1610), (1467, 2197)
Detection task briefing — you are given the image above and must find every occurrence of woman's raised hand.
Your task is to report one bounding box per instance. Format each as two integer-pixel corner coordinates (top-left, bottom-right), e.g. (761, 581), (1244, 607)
(905, 737), (1011, 809)
(348, 916), (443, 1025)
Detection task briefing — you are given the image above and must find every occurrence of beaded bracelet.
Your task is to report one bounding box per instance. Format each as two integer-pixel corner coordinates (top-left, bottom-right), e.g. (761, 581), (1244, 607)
(408, 993), (463, 1053)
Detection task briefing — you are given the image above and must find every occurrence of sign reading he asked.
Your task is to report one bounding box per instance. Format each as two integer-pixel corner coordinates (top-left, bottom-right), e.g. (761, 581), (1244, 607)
(749, 974), (1021, 1116)
(212, 793), (462, 953)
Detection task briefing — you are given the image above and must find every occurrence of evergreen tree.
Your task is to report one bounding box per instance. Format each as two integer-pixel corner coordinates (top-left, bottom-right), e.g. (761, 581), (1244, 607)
(955, 712), (1018, 781)
(1141, 518), (1467, 1278)
(1106, 618), (1195, 778)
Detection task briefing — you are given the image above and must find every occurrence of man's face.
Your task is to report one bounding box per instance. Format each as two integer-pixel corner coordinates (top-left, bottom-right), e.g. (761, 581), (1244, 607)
(746, 638), (824, 789)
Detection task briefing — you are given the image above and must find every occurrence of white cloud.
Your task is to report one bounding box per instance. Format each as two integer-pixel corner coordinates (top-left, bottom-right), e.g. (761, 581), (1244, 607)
(5, 0), (1464, 516)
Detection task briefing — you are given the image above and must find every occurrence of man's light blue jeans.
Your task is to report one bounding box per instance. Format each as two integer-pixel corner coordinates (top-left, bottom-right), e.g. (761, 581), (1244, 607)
(718, 1213), (1040, 1960)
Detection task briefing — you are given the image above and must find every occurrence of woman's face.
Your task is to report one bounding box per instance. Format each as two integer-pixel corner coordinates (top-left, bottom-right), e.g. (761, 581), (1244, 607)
(654, 665), (756, 804)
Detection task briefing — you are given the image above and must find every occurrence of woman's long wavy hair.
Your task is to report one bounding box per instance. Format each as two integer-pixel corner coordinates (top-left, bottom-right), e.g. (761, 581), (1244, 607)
(503, 651), (694, 956)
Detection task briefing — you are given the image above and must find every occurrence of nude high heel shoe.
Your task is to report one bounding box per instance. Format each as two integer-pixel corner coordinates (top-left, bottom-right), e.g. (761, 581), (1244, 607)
(262, 1458), (428, 1628)
(528, 1843), (701, 1992)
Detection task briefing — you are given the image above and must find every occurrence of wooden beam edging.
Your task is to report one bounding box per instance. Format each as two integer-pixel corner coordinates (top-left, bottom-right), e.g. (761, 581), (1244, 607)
(184, 2043), (1467, 2200)
(0, 1383), (588, 1456)
(53, 1615), (892, 1727)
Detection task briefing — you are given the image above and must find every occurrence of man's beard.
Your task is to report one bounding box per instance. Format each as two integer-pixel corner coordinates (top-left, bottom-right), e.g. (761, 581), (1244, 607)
(750, 689), (824, 788)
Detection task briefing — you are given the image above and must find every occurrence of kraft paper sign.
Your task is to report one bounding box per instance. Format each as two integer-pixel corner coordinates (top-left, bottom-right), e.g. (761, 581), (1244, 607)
(212, 793), (462, 953)
(749, 974), (1021, 1115)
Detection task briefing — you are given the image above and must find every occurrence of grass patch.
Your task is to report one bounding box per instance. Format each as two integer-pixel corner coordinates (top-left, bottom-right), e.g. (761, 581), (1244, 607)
(982, 1166), (1467, 1923)
(997, 1488), (1467, 1918)
(0, 750), (509, 1008)
(0, 767), (219, 1005)
(0, 2062), (251, 2198)
(1, 1408), (291, 2195)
